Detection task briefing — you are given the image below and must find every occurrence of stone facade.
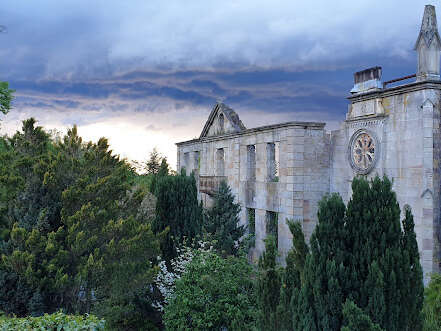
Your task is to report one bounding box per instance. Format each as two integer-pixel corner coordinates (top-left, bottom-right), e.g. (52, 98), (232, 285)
(176, 5), (441, 281)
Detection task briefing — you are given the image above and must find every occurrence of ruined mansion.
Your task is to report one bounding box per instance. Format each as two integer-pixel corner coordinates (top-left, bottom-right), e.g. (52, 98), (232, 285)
(176, 5), (441, 279)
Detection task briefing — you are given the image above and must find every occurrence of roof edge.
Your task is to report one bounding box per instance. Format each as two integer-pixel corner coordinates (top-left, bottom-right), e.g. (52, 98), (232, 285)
(176, 120), (326, 146)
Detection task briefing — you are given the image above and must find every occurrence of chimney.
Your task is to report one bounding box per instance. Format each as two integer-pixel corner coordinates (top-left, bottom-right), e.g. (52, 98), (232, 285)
(415, 5), (441, 81)
(350, 67), (382, 94)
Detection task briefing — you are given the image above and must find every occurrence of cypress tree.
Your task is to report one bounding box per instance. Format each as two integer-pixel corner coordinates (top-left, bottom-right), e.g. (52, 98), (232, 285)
(154, 172), (203, 262)
(399, 205), (424, 330)
(204, 180), (244, 256)
(341, 300), (383, 331)
(257, 235), (280, 331)
(345, 176), (423, 331)
(298, 193), (346, 330)
(277, 220), (308, 331)
(296, 176), (424, 331)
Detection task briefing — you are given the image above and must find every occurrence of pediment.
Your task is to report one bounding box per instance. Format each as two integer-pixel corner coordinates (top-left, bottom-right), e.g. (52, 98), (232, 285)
(200, 102), (246, 138)
(421, 188), (433, 198)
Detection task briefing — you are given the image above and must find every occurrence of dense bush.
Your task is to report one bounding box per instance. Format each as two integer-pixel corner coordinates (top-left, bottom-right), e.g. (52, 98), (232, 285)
(0, 311), (104, 330)
(423, 273), (441, 331)
(163, 250), (257, 330)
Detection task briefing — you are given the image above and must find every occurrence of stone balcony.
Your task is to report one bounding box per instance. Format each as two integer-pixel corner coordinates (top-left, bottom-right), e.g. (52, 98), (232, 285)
(199, 176), (227, 195)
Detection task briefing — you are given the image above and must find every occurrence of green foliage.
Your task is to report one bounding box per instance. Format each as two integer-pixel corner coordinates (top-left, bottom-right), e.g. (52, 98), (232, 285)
(292, 176), (424, 331)
(145, 147), (162, 175)
(150, 157), (170, 195)
(0, 120), (162, 329)
(341, 300), (384, 331)
(345, 176), (423, 331)
(277, 220), (308, 331)
(0, 81), (13, 116)
(247, 208), (255, 235)
(153, 172), (203, 262)
(0, 311), (105, 330)
(164, 250), (257, 330)
(265, 212), (278, 248)
(423, 273), (441, 331)
(204, 181), (245, 256)
(257, 235), (281, 331)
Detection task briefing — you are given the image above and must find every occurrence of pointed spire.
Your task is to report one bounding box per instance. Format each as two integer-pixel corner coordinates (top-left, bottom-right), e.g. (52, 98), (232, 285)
(415, 5), (440, 49)
(415, 5), (441, 81)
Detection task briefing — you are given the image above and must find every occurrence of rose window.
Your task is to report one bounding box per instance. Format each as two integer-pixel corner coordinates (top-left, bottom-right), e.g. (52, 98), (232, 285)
(350, 131), (377, 173)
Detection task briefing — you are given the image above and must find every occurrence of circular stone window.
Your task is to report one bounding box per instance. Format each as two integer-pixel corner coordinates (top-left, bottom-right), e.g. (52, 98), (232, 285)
(348, 129), (379, 174)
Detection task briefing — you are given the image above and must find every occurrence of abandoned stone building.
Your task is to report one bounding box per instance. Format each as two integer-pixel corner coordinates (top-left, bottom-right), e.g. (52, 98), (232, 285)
(176, 5), (441, 281)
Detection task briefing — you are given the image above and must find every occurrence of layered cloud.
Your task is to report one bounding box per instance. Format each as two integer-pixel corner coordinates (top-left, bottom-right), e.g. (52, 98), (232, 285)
(0, 0), (433, 167)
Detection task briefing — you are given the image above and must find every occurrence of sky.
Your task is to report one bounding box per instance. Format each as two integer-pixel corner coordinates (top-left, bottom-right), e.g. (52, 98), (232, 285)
(0, 0), (436, 168)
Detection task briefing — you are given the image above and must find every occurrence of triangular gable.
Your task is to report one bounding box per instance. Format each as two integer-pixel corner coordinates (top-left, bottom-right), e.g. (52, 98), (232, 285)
(414, 31), (441, 50)
(200, 102), (246, 138)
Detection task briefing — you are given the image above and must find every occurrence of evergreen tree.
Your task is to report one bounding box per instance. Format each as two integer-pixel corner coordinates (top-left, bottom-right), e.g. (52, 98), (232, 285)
(399, 205), (424, 330)
(150, 157), (169, 194)
(158, 158), (169, 177)
(345, 176), (423, 331)
(297, 193), (346, 330)
(295, 176), (424, 331)
(0, 81), (13, 116)
(153, 172), (203, 262)
(277, 220), (308, 331)
(0, 122), (163, 329)
(204, 180), (245, 256)
(257, 235), (280, 331)
(145, 147), (162, 175)
(341, 300), (384, 331)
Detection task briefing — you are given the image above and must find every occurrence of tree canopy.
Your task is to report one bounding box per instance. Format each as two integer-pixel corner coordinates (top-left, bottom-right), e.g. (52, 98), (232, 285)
(292, 176), (424, 331)
(0, 119), (164, 329)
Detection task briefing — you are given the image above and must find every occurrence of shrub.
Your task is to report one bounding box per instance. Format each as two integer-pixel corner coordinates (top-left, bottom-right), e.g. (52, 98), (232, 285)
(423, 273), (441, 331)
(163, 250), (257, 330)
(0, 311), (105, 330)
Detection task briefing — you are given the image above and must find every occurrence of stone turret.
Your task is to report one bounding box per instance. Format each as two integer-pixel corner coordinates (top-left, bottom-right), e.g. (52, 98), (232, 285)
(415, 5), (441, 81)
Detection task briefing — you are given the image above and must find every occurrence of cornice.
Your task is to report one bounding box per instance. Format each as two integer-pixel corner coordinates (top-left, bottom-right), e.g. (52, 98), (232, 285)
(176, 121), (326, 146)
(348, 80), (441, 103)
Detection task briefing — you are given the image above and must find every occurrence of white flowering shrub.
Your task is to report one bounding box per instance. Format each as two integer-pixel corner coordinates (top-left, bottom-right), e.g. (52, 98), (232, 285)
(153, 241), (213, 311)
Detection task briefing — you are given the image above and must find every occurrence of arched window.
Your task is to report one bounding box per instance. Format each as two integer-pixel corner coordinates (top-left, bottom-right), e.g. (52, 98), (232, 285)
(219, 113), (224, 133)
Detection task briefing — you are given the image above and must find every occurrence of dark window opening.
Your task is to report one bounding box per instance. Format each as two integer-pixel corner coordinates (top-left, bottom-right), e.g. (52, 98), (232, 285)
(216, 148), (225, 176)
(266, 211), (278, 249)
(247, 145), (256, 180)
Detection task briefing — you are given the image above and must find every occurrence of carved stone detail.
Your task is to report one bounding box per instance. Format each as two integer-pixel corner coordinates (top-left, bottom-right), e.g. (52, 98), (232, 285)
(348, 129), (379, 174)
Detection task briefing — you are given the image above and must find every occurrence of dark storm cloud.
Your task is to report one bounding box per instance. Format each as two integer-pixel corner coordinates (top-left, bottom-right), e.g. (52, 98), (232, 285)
(0, 0), (435, 164)
(0, 0), (431, 81)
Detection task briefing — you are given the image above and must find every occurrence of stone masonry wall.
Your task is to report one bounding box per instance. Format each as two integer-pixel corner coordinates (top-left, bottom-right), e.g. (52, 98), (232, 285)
(177, 122), (329, 263)
(331, 82), (441, 282)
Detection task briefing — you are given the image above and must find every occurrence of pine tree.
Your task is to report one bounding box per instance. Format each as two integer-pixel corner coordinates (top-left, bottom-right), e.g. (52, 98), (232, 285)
(204, 180), (245, 256)
(145, 147), (162, 175)
(257, 235), (281, 331)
